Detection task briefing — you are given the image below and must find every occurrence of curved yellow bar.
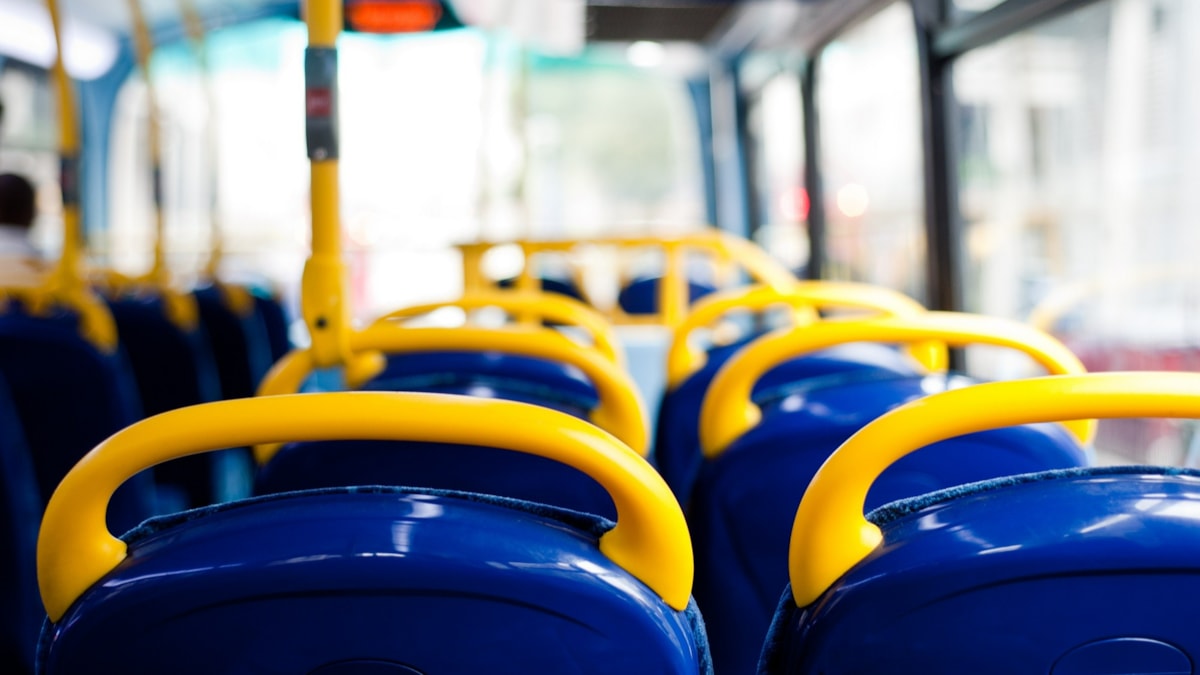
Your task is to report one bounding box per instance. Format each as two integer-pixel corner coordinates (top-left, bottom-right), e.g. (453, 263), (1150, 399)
(1, 285), (119, 354)
(666, 282), (944, 389)
(790, 371), (1200, 607)
(255, 325), (647, 461)
(91, 270), (200, 333)
(38, 392), (693, 621)
(374, 291), (624, 367)
(700, 311), (1091, 458)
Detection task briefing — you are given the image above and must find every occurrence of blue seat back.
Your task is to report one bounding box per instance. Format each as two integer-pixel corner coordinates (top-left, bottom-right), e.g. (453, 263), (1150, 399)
(192, 286), (272, 399)
(0, 374), (40, 674)
(761, 467), (1200, 674)
(690, 374), (1088, 675)
(618, 275), (716, 316)
(498, 274), (587, 303)
(654, 340), (920, 504)
(0, 310), (154, 533)
(251, 292), (293, 364)
(255, 352), (613, 516)
(41, 487), (711, 675)
(108, 297), (223, 508)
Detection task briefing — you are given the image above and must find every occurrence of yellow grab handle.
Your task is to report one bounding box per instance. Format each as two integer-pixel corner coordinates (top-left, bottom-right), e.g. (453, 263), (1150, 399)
(666, 282), (943, 389)
(38, 392), (693, 621)
(790, 372), (1200, 607)
(1, 285), (119, 354)
(700, 311), (1091, 458)
(373, 291), (624, 367)
(256, 325), (648, 460)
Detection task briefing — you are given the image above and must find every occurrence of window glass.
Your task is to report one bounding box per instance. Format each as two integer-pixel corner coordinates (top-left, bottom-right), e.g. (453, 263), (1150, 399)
(107, 21), (704, 320)
(955, 0), (1200, 464)
(951, 0), (1006, 19)
(745, 68), (809, 274)
(0, 60), (60, 254)
(817, 2), (927, 301)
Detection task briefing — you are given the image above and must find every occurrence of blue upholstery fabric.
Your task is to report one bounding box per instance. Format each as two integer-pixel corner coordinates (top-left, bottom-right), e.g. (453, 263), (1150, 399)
(0, 309), (155, 533)
(365, 351), (599, 416)
(250, 292), (292, 364)
(654, 341), (920, 505)
(689, 373), (1088, 675)
(618, 275), (717, 316)
(0, 374), (40, 675)
(257, 440), (618, 520)
(258, 352), (611, 516)
(497, 274), (587, 303)
(759, 467), (1200, 674)
(192, 285), (272, 399)
(39, 486), (711, 675)
(107, 296), (223, 509)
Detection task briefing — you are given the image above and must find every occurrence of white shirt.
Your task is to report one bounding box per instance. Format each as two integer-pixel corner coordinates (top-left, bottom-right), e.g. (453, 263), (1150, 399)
(0, 224), (45, 287)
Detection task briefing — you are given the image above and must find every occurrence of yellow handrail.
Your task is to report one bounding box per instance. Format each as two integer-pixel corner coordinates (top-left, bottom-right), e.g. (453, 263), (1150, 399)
(37, 392), (693, 621)
(458, 229), (797, 327)
(256, 325), (648, 460)
(2, 0), (120, 352)
(699, 312), (1093, 458)
(665, 282), (945, 389)
(372, 291), (624, 367)
(788, 372), (1200, 607)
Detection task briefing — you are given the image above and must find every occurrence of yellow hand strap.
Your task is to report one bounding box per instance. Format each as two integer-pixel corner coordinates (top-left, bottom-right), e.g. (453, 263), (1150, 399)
(666, 281), (943, 389)
(37, 392), (693, 621)
(373, 291), (623, 367)
(790, 371), (1200, 607)
(1, 285), (119, 354)
(700, 311), (1091, 458)
(256, 325), (648, 460)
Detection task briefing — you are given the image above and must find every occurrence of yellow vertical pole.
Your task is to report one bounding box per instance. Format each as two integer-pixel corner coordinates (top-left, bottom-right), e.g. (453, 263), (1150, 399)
(45, 0), (83, 292)
(302, 0), (353, 368)
(180, 0), (223, 280)
(660, 242), (687, 328)
(126, 0), (168, 284)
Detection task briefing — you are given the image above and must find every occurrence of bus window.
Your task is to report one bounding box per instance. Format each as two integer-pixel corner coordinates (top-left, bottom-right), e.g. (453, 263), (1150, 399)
(522, 46), (706, 241)
(744, 66), (808, 275)
(955, 0), (1200, 465)
(816, 1), (927, 302)
(0, 60), (59, 255)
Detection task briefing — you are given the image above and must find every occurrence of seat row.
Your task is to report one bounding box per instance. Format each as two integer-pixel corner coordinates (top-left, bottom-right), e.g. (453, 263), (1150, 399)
(15, 264), (1200, 674)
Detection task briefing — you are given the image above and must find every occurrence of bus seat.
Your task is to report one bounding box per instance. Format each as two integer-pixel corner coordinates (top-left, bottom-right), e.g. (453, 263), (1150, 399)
(654, 339), (918, 504)
(618, 275), (716, 316)
(192, 285), (272, 399)
(38, 394), (711, 675)
(761, 375), (1200, 674)
(107, 296), (224, 510)
(0, 374), (40, 675)
(690, 313), (1091, 675)
(0, 310), (155, 534)
(256, 351), (611, 517)
(254, 324), (647, 519)
(498, 274), (587, 303)
(655, 281), (941, 503)
(250, 291), (293, 364)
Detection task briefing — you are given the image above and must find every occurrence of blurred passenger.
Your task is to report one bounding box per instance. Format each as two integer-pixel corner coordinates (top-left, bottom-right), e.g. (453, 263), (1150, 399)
(0, 173), (42, 285)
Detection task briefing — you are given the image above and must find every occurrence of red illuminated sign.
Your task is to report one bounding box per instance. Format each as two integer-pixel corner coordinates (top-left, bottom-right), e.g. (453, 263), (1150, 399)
(346, 1), (442, 34)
